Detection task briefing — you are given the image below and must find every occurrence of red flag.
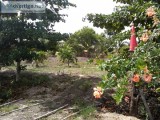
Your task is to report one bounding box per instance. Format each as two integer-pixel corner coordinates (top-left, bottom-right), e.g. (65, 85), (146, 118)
(129, 23), (137, 51)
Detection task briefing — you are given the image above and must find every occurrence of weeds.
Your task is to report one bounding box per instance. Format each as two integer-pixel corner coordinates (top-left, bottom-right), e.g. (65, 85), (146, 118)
(73, 99), (96, 119)
(0, 105), (19, 113)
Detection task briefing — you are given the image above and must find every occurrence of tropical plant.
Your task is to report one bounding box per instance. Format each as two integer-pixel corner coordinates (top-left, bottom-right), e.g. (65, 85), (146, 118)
(57, 44), (77, 66)
(92, 1), (160, 119)
(66, 27), (109, 57)
(32, 51), (48, 67)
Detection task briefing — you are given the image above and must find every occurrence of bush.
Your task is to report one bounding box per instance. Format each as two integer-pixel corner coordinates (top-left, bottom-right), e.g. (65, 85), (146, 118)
(57, 44), (77, 66)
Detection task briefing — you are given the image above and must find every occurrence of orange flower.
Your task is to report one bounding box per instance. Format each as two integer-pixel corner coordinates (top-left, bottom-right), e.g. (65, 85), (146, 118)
(132, 74), (140, 82)
(143, 74), (152, 83)
(146, 7), (156, 17)
(143, 66), (149, 73)
(93, 87), (103, 99)
(93, 91), (102, 99)
(140, 33), (149, 42)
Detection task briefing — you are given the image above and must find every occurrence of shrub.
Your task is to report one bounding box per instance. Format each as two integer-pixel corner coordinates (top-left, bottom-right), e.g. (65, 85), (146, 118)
(57, 44), (77, 66)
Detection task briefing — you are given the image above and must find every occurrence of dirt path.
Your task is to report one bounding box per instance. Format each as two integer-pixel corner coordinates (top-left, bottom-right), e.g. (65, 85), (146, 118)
(100, 113), (139, 120)
(0, 98), (139, 120)
(0, 83), (140, 120)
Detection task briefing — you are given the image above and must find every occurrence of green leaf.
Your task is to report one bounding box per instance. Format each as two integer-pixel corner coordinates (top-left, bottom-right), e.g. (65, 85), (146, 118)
(156, 88), (160, 93)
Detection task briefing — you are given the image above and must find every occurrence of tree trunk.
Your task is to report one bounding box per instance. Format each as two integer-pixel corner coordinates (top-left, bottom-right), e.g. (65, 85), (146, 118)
(67, 60), (70, 67)
(16, 61), (21, 81)
(129, 82), (139, 116)
(35, 60), (39, 67)
(139, 89), (153, 120)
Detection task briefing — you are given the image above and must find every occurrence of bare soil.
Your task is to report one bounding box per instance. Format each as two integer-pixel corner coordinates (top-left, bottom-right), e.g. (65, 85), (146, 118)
(0, 57), (145, 120)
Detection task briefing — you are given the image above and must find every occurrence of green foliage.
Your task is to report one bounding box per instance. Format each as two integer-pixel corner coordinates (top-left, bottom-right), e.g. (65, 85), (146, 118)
(113, 0), (160, 4)
(86, 0), (160, 51)
(57, 44), (77, 66)
(0, 0), (74, 81)
(0, 89), (12, 101)
(112, 77), (128, 104)
(34, 51), (48, 62)
(0, 73), (51, 102)
(42, 33), (70, 53)
(156, 87), (160, 101)
(87, 1), (158, 33)
(99, 39), (160, 104)
(15, 74), (50, 87)
(78, 81), (92, 91)
(66, 27), (109, 57)
(74, 99), (96, 119)
(93, 1), (160, 106)
(0, 104), (19, 113)
(156, 88), (160, 93)
(0, 0), (75, 24)
(119, 45), (130, 58)
(87, 58), (94, 64)
(32, 51), (48, 67)
(79, 106), (96, 119)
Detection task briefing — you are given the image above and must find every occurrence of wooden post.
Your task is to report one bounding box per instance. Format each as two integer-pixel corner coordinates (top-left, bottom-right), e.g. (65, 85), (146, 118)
(129, 81), (139, 116)
(16, 60), (21, 81)
(139, 89), (153, 120)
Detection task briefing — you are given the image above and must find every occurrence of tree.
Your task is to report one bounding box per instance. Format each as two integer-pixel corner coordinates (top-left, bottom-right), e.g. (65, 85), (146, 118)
(113, 0), (160, 4)
(0, 0), (75, 81)
(66, 27), (110, 57)
(91, 0), (160, 119)
(0, 18), (49, 80)
(38, 33), (70, 53)
(57, 44), (77, 67)
(86, 0), (160, 49)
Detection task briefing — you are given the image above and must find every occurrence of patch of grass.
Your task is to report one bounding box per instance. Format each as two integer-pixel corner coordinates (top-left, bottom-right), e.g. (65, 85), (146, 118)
(1, 57), (105, 77)
(78, 80), (92, 91)
(26, 58), (105, 76)
(73, 99), (96, 119)
(14, 74), (51, 88)
(79, 105), (96, 119)
(0, 89), (13, 102)
(0, 105), (19, 113)
(71, 105), (96, 120)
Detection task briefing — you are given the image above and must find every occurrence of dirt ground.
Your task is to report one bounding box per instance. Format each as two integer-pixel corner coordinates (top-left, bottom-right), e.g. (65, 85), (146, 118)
(0, 75), (139, 120)
(0, 57), (141, 120)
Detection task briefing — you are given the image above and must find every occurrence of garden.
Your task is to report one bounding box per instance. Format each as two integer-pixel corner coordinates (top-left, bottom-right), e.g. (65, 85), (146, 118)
(0, 0), (160, 120)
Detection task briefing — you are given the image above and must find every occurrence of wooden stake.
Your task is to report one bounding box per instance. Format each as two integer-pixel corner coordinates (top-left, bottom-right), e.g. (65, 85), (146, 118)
(0, 102), (44, 116)
(0, 98), (23, 108)
(34, 104), (68, 120)
(61, 111), (80, 120)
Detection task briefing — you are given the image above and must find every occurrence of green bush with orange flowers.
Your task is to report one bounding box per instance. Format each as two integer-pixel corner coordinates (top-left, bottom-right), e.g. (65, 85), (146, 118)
(93, 6), (160, 107)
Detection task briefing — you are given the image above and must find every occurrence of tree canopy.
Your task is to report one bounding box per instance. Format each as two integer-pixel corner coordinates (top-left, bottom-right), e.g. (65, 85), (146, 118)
(66, 27), (111, 57)
(92, 1), (160, 119)
(0, 0), (74, 81)
(86, 0), (160, 52)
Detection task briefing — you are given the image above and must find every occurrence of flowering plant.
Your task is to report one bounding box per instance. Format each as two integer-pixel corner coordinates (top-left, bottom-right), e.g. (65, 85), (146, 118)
(93, 5), (160, 118)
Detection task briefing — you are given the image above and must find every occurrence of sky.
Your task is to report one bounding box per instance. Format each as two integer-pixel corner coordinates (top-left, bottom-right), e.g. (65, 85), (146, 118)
(54, 0), (118, 34)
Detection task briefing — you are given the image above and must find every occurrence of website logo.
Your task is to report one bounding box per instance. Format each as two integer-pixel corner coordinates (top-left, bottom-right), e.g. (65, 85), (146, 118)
(1, 1), (46, 13)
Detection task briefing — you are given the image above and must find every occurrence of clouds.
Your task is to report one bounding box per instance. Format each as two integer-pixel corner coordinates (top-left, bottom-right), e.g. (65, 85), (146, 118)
(54, 0), (117, 34)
